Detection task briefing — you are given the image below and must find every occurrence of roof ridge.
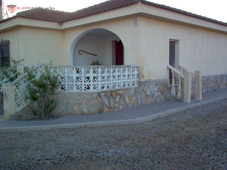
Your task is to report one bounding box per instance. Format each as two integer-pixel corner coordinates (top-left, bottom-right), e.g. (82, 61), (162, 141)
(61, 0), (140, 22)
(1, 0), (226, 27)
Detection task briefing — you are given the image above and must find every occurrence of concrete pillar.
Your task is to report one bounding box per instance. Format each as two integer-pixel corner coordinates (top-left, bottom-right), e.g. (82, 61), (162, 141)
(195, 71), (202, 100)
(183, 72), (192, 103)
(3, 84), (16, 119)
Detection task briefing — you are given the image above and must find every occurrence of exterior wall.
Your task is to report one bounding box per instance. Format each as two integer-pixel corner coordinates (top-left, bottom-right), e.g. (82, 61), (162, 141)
(17, 27), (64, 66)
(0, 29), (20, 63)
(0, 27), (64, 66)
(139, 16), (227, 80)
(73, 34), (114, 66)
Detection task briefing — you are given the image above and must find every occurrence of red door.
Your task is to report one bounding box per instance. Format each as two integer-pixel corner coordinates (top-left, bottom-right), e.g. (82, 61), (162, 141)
(115, 41), (124, 65)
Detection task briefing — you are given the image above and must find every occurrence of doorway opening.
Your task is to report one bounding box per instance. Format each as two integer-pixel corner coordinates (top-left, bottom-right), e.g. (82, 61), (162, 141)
(115, 40), (124, 65)
(169, 40), (179, 83)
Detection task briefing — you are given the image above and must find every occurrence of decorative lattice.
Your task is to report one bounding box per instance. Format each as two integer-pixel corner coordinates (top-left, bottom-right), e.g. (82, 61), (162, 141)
(12, 64), (43, 112)
(0, 66), (17, 94)
(54, 65), (139, 92)
(6, 65), (138, 112)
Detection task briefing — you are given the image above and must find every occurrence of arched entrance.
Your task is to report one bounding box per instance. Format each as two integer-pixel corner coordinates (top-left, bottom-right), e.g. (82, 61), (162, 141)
(70, 28), (124, 66)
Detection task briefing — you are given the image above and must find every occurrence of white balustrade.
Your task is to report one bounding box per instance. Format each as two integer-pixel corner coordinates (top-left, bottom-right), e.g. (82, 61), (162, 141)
(167, 64), (184, 99)
(54, 65), (139, 92)
(3, 65), (138, 113)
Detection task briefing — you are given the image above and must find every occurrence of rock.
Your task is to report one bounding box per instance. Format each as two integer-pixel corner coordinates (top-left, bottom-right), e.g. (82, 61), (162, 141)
(101, 95), (109, 107)
(110, 97), (114, 108)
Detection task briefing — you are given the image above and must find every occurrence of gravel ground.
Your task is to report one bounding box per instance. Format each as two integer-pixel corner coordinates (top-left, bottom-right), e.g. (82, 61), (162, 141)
(0, 99), (227, 169)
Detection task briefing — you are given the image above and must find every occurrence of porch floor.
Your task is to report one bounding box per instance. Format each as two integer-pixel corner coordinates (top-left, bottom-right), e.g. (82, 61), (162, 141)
(0, 88), (226, 130)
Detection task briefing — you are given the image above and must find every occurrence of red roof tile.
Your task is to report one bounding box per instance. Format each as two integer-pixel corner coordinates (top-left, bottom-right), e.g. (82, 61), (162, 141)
(5, 0), (227, 26)
(16, 8), (70, 23)
(64, 0), (139, 22)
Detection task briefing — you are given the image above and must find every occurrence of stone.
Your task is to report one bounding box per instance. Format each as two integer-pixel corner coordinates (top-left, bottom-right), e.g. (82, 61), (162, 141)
(105, 92), (111, 98)
(115, 95), (120, 103)
(125, 97), (129, 104)
(101, 95), (109, 107)
(90, 107), (97, 113)
(138, 95), (142, 105)
(112, 91), (117, 99)
(119, 97), (125, 105)
(84, 94), (92, 100)
(73, 106), (79, 112)
(110, 97), (114, 108)
(82, 107), (88, 113)
(114, 103), (119, 108)
(92, 93), (97, 98)
(96, 95), (103, 104)
(104, 106), (109, 112)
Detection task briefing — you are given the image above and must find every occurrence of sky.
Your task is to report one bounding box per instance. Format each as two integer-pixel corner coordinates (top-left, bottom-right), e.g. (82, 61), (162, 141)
(2, 0), (227, 23)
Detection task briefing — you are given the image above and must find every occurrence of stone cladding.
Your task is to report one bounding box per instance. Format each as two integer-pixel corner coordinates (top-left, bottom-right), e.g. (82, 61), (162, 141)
(53, 79), (170, 116)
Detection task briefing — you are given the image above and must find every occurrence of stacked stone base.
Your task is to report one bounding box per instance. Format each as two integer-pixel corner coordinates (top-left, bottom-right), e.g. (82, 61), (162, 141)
(190, 74), (227, 99)
(202, 74), (227, 92)
(53, 79), (170, 117)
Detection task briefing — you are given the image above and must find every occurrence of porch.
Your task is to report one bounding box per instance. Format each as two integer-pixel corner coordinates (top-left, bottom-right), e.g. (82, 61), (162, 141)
(2, 63), (219, 119)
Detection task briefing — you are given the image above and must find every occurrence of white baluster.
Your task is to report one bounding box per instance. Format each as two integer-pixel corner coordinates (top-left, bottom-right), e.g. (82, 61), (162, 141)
(171, 69), (176, 96)
(81, 67), (84, 91)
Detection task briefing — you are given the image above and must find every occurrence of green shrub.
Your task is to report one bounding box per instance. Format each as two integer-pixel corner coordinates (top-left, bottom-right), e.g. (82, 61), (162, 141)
(26, 65), (61, 119)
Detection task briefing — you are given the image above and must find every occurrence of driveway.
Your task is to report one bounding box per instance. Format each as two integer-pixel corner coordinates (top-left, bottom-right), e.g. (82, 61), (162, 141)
(0, 99), (226, 169)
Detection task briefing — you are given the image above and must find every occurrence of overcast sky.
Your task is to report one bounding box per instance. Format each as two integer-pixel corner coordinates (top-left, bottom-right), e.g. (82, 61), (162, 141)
(2, 0), (227, 23)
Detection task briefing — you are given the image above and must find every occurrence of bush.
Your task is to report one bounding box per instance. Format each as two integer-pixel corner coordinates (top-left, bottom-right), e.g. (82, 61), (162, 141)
(26, 65), (61, 119)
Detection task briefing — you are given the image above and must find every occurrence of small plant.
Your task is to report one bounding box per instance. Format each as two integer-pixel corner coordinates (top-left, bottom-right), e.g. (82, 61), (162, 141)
(26, 65), (61, 119)
(91, 60), (101, 65)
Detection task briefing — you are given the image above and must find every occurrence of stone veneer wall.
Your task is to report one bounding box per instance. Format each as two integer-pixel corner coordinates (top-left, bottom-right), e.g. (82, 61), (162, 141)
(190, 74), (227, 99)
(53, 79), (170, 116)
(12, 74), (227, 119)
(202, 74), (227, 92)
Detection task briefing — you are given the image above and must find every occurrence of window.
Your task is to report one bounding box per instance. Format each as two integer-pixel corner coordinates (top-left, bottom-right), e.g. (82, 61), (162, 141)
(0, 40), (10, 67)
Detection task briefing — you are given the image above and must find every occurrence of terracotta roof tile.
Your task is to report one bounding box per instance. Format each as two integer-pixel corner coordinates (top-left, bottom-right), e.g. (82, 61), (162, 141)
(64, 0), (139, 22)
(8, 0), (227, 26)
(16, 8), (70, 23)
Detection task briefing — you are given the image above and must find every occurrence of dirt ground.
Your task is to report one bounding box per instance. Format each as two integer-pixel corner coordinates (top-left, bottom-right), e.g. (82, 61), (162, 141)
(0, 99), (226, 169)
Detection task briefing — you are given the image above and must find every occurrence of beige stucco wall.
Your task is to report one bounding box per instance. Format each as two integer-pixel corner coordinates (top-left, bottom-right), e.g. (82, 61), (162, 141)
(139, 16), (227, 80)
(17, 27), (64, 66)
(0, 27), (64, 66)
(0, 29), (19, 62)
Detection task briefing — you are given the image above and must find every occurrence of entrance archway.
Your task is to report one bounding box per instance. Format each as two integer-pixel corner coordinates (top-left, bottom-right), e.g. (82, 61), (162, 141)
(69, 28), (124, 66)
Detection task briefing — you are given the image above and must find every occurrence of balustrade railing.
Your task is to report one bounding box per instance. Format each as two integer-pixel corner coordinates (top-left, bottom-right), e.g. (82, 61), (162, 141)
(167, 65), (202, 103)
(3, 65), (139, 115)
(167, 64), (184, 99)
(54, 65), (139, 92)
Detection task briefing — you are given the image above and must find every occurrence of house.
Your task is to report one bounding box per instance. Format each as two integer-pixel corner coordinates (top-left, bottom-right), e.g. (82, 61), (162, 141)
(0, 0), (227, 119)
